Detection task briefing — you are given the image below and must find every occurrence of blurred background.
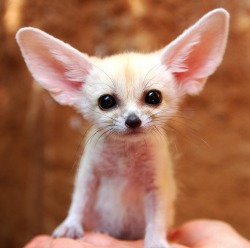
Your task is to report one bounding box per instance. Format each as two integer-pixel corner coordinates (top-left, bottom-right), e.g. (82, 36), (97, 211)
(1, 0), (250, 247)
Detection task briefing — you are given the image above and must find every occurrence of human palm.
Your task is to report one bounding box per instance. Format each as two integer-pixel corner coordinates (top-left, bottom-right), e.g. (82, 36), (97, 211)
(24, 220), (250, 248)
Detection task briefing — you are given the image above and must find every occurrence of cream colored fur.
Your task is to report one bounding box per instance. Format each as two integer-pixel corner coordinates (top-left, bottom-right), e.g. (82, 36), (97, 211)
(16, 9), (229, 248)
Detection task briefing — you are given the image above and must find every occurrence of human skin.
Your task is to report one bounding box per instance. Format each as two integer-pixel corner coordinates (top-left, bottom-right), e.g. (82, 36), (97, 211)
(24, 220), (250, 248)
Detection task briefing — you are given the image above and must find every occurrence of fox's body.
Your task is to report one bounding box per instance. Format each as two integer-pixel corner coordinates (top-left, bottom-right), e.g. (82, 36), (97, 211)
(16, 9), (229, 248)
(79, 128), (175, 240)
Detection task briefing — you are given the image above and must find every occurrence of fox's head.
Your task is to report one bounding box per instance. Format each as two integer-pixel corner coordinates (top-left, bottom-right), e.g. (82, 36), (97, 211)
(16, 9), (229, 140)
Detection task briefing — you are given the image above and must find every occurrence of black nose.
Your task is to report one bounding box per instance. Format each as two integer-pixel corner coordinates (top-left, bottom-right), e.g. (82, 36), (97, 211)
(125, 114), (142, 129)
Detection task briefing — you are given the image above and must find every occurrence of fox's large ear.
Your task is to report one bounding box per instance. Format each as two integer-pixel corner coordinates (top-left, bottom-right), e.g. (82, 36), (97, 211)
(160, 9), (229, 95)
(16, 27), (93, 105)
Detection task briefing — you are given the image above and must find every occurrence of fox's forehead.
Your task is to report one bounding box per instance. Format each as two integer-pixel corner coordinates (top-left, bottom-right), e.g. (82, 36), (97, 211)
(87, 52), (173, 96)
(97, 52), (159, 80)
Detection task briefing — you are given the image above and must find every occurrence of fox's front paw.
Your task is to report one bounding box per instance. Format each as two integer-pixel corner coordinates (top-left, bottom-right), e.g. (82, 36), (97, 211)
(52, 218), (84, 239)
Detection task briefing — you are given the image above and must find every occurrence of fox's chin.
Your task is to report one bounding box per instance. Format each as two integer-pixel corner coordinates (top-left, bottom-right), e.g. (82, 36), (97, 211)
(108, 127), (154, 141)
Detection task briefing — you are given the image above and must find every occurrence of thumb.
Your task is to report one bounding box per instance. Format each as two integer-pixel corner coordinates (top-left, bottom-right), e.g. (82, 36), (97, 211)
(169, 219), (250, 247)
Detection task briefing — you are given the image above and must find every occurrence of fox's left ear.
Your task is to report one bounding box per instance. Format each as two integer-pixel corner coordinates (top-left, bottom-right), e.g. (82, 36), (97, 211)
(16, 27), (93, 106)
(160, 8), (229, 95)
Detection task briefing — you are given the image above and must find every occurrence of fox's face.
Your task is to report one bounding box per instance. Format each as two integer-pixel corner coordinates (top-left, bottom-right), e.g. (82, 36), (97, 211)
(16, 9), (229, 140)
(79, 53), (179, 138)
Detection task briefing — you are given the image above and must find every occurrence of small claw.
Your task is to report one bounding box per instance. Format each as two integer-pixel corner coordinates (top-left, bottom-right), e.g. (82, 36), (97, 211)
(52, 220), (84, 239)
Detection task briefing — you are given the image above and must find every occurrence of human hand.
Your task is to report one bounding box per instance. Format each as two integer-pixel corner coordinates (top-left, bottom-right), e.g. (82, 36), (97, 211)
(24, 232), (144, 248)
(24, 220), (250, 248)
(170, 219), (250, 248)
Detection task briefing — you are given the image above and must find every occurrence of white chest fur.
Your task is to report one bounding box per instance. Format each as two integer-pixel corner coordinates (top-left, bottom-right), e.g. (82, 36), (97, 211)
(92, 138), (155, 182)
(78, 129), (176, 239)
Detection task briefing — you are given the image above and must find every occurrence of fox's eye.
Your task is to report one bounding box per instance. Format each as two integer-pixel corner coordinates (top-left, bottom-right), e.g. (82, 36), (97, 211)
(98, 94), (117, 110)
(145, 90), (162, 105)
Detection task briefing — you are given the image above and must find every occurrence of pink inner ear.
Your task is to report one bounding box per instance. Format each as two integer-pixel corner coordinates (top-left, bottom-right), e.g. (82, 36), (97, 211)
(16, 28), (93, 105)
(28, 52), (84, 99)
(173, 48), (204, 84)
(160, 9), (229, 95)
(173, 27), (225, 86)
(71, 81), (82, 89)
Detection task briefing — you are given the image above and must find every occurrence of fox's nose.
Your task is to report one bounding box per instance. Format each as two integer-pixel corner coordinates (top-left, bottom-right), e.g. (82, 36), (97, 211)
(125, 114), (142, 129)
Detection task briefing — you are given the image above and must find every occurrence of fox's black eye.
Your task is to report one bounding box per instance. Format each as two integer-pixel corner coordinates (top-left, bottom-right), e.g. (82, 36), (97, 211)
(145, 90), (162, 105)
(98, 94), (117, 110)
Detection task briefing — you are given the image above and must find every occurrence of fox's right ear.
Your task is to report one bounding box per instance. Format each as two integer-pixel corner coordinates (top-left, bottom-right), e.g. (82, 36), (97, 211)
(159, 9), (229, 96)
(16, 27), (93, 106)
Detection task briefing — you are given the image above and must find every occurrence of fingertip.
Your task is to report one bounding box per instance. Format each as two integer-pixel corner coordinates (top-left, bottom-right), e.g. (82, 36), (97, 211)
(168, 228), (180, 241)
(171, 244), (189, 248)
(81, 232), (115, 246)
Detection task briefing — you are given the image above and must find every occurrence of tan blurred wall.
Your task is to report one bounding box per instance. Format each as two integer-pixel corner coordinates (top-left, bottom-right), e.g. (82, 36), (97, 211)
(1, 1), (250, 247)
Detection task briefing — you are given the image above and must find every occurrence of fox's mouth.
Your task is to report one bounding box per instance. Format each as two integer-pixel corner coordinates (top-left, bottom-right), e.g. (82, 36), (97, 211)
(125, 130), (144, 135)
(119, 127), (147, 138)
